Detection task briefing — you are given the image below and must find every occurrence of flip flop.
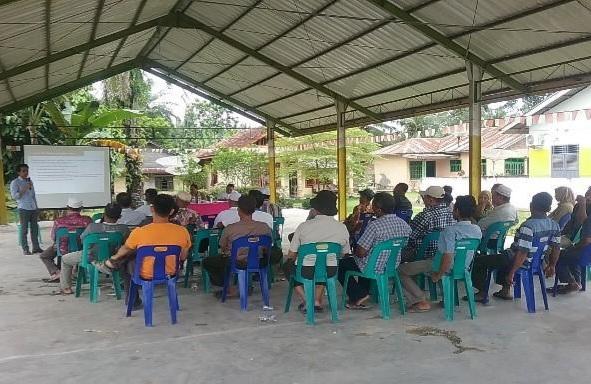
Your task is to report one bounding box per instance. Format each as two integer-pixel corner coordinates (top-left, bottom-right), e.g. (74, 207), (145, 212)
(298, 303), (307, 314)
(408, 305), (430, 313)
(42, 278), (60, 283)
(345, 303), (372, 310)
(492, 291), (513, 300)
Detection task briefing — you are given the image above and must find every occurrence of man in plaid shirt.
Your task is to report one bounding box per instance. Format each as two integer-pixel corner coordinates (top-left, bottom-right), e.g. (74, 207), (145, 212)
(402, 186), (455, 262)
(338, 192), (411, 309)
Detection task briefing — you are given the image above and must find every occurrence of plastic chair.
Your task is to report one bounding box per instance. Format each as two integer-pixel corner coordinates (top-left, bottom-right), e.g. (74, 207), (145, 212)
(431, 239), (481, 321)
(221, 235), (272, 311)
(394, 209), (413, 223)
(558, 213), (572, 231)
(341, 237), (408, 319)
(75, 232), (123, 303)
(91, 212), (103, 223)
(126, 245), (182, 326)
(414, 230), (442, 296)
(273, 217), (285, 249)
(513, 237), (551, 313)
(284, 242), (341, 325)
(55, 227), (85, 266)
(552, 243), (591, 295)
(183, 229), (212, 292)
(201, 214), (217, 228)
(479, 221), (513, 255)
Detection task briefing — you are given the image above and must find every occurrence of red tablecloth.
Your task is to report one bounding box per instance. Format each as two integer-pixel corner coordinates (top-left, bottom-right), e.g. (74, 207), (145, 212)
(188, 201), (230, 216)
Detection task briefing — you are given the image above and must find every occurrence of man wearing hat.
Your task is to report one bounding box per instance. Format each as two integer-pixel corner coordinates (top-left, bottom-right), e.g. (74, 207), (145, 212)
(471, 192), (561, 301)
(284, 190), (350, 313)
(477, 184), (519, 232)
(402, 186), (455, 262)
(171, 191), (203, 228)
(39, 197), (92, 282)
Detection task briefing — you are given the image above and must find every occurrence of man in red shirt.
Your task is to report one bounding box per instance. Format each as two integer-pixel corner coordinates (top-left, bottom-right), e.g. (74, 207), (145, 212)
(39, 197), (92, 282)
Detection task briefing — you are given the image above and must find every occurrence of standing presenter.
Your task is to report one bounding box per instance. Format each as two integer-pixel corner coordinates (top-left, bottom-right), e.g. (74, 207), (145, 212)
(10, 164), (42, 255)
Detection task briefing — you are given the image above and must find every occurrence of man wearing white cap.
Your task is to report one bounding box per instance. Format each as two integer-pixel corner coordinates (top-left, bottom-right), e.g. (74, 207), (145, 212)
(401, 186), (456, 262)
(171, 191), (203, 228)
(477, 184), (519, 231)
(39, 197), (92, 282)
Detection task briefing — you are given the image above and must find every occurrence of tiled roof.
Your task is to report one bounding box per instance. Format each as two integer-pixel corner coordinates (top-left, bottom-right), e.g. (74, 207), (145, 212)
(216, 128), (267, 149)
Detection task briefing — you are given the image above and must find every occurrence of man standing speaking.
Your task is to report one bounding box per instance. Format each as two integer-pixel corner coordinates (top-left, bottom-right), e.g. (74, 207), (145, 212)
(10, 164), (42, 255)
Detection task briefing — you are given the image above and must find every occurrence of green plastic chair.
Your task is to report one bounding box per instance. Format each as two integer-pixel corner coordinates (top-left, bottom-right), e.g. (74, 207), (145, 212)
(184, 229), (214, 292)
(431, 238), (481, 321)
(479, 221), (513, 255)
(91, 212), (103, 223)
(341, 237), (408, 319)
(75, 232), (124, 303)
(269, 217), (285, 285)
(55, 227), (85, 266)
(414, 230), (441, 297)
(284, 242), (341, 325)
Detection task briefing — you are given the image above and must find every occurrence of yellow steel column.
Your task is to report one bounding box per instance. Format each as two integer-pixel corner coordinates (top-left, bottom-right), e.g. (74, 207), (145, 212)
(467, 61), (483, 199)
(0, 135), (7, 225)
(266, 119), (277, 204)
(336, 100), (348, 221)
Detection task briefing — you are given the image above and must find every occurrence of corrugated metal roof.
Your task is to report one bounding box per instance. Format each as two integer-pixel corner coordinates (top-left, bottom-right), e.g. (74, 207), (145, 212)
(2, 0), (591, 137)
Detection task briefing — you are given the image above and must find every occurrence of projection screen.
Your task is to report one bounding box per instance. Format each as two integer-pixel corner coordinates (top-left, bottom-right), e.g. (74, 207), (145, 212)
(23, 145), (111, 209)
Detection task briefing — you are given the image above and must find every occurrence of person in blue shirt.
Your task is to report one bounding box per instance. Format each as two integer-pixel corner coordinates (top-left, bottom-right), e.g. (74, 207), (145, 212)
(10, 164), (42, 255)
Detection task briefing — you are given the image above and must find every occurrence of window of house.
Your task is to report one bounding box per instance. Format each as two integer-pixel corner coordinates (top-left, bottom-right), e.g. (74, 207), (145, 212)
(481, 159), (487, 176)
(425, 161), (436, 177)
(450, 159), (462, 173)
(155, 175), (174, 191)
(504, 158), (525, 176)
(551, 145), (579, 178)
(409, 161), (423, 180)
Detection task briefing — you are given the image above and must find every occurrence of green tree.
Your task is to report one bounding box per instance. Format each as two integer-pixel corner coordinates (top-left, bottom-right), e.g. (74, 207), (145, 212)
(211, 148), (267, 187)
(181, 100), (238, 150)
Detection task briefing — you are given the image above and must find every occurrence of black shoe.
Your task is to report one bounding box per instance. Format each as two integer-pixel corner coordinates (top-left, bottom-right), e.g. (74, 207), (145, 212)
(23, 249), (32, 255)
(32, 248), (43, 254)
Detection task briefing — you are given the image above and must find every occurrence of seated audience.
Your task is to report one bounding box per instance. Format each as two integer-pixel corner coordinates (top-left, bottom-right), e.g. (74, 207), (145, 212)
(203, 195), (275, 297)
(59, 203), (130, 294)
(393, 182), (413, 214)
(116, 192), (146, 226)
(553, 214), (591, 294)
(39, 197), (92, 282)
(218, 183), (239, 201)
(443, 185), (454, 208)
(344, 189), (375, 236)
(399, 195), (482, 312)
(284, 190), (350, 313)
(190, 183), (200, 203)
(171, 191), (203, 228)
(473, 190), (493, 222)
(471, 192), (560, 301)
(402, 186), (455, 262)
(135, 188), (157, 217)
(338, 192), (411, 309)
(94, 194), (192, 304)
(260, 187), (282, 218)
(214, 190), (273, 229)
(549, 186), (575, 225)
(477, 184), (518, 231)
(562, 186), (591, 240)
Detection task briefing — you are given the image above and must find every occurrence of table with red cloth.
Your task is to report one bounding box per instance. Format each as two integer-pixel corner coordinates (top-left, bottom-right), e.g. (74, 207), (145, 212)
(188, 201), (230, 217)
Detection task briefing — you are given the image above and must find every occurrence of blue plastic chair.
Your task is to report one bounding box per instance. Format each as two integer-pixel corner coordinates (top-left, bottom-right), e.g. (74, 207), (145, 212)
(513, 237), (551, 313)
(341, 237), (408, 319)
(284, 242), (341, 325)
(395, 209), (413, 223)
(126, 245), (182, 326)
(76, 232), (123, 303)
(558, 213), (572, 231)
(431, 239), (481, 321)
(479, 221), (513, 256)
(221, 235), (272, 311)
(55, 227), (85, 266)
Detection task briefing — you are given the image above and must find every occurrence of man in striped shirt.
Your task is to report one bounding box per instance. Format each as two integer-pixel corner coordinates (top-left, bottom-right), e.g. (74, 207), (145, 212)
(471, 192), (561, 301)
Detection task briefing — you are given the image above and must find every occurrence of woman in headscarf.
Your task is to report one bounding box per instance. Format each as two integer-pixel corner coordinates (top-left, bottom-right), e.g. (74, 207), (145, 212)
(549, 187), (575, 225)
(473, 190), (493, 222)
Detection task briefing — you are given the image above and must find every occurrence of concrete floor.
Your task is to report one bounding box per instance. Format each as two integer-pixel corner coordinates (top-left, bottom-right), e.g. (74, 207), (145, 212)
(1, 217), (591, 384)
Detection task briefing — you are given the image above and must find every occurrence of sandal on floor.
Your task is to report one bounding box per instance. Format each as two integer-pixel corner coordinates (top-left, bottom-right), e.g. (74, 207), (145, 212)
(492, 291), (513, 300)
(298, 303), (307, 314)
(345, 303), (372, 310)
(408, 305), (430, 313)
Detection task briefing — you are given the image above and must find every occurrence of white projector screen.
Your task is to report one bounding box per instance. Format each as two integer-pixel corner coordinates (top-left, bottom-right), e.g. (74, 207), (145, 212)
(24, 145), (111, 209)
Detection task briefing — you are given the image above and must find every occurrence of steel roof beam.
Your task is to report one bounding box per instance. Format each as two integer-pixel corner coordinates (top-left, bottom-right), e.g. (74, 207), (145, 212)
(0, 60), (139, 115)
(176, 13), (381, 121)
(0, 60), (16, 102)
(368, 0), (527, 93)
(0, 14), (181, 83)
(44, 0), (51, 90)
(142, 59), (296, 136)
(200, 0), (339, 86)
(256, 0), (572, 110)
(77, 0), (106, 79)
(228, 17), (393, 97)
(174, 0), (265, 71)
(107, 0), (148, 68)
